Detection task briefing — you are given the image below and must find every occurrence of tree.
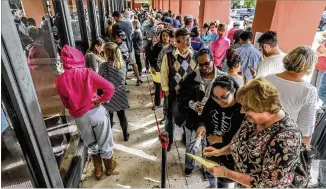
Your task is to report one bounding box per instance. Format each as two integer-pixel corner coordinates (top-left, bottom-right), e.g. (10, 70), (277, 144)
(244, 0), (256, 8)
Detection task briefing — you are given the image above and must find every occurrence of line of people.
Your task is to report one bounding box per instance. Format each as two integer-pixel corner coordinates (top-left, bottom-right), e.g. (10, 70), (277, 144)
(16, 6), (326, 187)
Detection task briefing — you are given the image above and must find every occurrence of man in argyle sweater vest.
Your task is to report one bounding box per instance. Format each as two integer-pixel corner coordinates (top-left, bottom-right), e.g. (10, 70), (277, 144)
(161, 28), (197, 152)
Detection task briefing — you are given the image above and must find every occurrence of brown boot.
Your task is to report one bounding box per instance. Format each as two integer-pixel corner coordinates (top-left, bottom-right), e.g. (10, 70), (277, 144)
(103, 157), (117, 176)
(92, 155), (103, 180)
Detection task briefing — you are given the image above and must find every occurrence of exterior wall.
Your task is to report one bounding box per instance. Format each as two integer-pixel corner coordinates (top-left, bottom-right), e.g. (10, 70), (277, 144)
(253, 0), (325, 52)
(21, 0), (47, 26)
(199, 0), (230, 28)
(162, 0), (169, 10)
(180, 0), (199, 19)
(170, 0), (179, 15)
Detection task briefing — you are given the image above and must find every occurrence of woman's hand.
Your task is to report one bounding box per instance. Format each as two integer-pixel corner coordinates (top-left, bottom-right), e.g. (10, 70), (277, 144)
(150, 67), (156, 74)
(195, 101), (204, 113)
(196, 126), (206, 138)
(93, 100), (101, 108)
(205, 165), (228, 178)
(203, 146), (222, 157)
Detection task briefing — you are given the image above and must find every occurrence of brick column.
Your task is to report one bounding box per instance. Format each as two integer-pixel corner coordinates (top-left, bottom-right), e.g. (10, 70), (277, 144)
(21, 0), (48, 26)
(179, 0), (199, 19)
(252, 0), (325, 52)
(199, 0), (230, 28)
(170, 0), (179, 15)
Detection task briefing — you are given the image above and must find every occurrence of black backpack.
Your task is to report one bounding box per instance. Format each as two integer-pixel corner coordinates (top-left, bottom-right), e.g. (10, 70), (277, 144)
(269, 127), (318, 188)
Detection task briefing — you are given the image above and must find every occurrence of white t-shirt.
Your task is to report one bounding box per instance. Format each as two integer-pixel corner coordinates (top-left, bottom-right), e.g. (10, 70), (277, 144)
(256, 52), (286, 78)
(265, 74), (318, 136)
(227, 74), (245, 87)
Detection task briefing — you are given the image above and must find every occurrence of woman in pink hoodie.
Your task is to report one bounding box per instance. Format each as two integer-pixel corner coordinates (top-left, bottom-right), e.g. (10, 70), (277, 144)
(56, 45), (115, 180)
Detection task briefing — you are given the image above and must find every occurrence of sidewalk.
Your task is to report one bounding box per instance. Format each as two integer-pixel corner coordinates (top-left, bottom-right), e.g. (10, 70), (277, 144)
(80, 73), (320, 188)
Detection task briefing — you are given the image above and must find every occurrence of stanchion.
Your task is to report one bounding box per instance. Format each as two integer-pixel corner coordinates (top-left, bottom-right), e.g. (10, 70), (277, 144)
(160, 131), (169, 188)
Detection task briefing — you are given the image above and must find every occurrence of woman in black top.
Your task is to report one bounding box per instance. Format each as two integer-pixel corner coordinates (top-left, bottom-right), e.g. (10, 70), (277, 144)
(196, 75), (245, 188)
(150, 29), (171, 108)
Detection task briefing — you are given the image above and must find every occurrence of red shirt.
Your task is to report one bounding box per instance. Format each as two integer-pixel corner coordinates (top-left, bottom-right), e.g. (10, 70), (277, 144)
(227, 28), (237, 43)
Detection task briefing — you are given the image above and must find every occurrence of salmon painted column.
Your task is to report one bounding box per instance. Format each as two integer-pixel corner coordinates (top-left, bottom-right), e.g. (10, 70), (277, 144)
(170, 0), (179, 15)
(179, 0), (199, 19)
(162, 0), (169, 10)
(252, 0), (326, 53)
(21, 0), (48, 26)
(199, 0), (230, 29)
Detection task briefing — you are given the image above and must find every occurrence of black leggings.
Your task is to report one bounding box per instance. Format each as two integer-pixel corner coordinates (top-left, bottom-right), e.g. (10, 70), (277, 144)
(154, 82), (161, 107)
(109, 110), (128, 137)
(135, 53), (142, 74)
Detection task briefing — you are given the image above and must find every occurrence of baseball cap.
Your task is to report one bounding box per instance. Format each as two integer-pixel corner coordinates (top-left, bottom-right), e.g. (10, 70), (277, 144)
(202, 23), (209, 28)
(163, 17), (173, 25)
(233, 22), (240, 27)
(116, 30), (126, 40)
(175, 28), (190, 38)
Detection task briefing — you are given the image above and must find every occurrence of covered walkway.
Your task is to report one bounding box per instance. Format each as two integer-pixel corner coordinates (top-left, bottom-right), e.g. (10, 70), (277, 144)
(80, 73), (320, 188)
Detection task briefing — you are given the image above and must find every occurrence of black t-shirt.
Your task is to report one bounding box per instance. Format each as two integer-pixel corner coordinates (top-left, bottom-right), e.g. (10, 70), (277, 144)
(200, 98), (245, 150)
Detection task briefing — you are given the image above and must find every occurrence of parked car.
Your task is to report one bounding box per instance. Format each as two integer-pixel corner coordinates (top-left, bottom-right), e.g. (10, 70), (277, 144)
(244, 15), (254, 29)
(235, 9), (255, 20)
(319, 11), (326, 31)
(230, 8), (248, 19)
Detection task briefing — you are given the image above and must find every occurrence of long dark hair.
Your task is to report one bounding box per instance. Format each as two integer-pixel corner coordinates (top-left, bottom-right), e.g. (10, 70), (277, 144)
(211, 75), (239, 96)
(159, 29), (170, 45)
(87, 37), (105, 55)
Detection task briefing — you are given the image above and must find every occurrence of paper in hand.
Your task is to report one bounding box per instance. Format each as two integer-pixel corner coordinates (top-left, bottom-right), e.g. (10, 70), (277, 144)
(186, 153), (218, 168)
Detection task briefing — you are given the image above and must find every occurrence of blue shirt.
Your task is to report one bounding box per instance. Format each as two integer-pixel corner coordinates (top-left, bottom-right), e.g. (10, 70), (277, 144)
(235, 44), (263, 81)
(1, 109), (8, 133)
(201, 33), (219, 43)
(319, 72), (326, 104)
(173, 19), (181, 28)
(191, 37), (205, 52)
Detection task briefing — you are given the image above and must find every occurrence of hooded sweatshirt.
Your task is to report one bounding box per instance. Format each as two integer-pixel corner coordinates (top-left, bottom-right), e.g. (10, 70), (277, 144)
(56, 45), (114, 118)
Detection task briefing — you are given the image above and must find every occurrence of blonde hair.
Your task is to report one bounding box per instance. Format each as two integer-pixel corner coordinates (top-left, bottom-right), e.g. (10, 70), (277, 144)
(283, 46), (317, 75)
(103, 42), (124, 69)
(236, 78), (282, 114)
(132, 19), (141, 29)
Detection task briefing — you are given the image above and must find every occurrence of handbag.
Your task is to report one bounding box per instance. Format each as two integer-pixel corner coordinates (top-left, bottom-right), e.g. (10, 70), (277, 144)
(172, 100), (187, 127)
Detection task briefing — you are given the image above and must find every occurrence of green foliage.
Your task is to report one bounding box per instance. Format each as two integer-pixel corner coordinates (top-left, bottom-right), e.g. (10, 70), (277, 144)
(232, 0), (256, 9)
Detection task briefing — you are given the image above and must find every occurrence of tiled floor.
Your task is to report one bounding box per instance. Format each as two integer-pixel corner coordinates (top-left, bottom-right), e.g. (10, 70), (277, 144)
(81, 73), (320, 188)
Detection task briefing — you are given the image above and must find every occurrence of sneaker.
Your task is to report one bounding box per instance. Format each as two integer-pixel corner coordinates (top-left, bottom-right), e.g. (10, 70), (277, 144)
(124, 133), (130, 142)
(167, 142), (172, 152)
(202, 170), (208, 181)
(185, 168), (193, 177)
(136, 80), (143, 86)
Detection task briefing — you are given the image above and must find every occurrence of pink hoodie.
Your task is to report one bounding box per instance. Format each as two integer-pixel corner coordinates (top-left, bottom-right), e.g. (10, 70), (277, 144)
(56, 45), (114, 118)
(211, 36), (230, 68)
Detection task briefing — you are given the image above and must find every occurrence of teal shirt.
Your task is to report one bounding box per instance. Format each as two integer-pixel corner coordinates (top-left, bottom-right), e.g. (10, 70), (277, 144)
(201, 33), (219, 43)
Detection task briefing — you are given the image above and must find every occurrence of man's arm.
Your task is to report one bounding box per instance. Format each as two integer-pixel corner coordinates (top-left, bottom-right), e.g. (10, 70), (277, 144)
(160, 55), (169, 93)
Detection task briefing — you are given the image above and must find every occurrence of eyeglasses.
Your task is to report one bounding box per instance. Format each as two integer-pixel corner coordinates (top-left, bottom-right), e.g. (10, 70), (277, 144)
(212, 92), (232, 101)
(198, 61), (211, 68)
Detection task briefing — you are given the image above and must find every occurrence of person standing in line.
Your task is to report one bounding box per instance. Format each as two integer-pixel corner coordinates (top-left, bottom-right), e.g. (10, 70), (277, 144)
(157, 30), (177, 124)
(225, 49), (244, 86)
(150, 29), (171, 109)
(183, 15), (194, 32)
(132, 19), (143, 75)
(227, 22), (240, 43)
(235, 31), (263, 83)
(190, 26), (205, 52)
(201, 21), (219, 48)
(114, 30), (143, 86)
(56, 45), (116, 180)
(315, 72), (326, 188)
(230, 29), (244, 49)
(172, 14), (181, 28)
(255, 31), (286, 78)
(197, 75), (245, 188)
(112, 11), (142, 84)
(106, 17), (115, 42)
(211, 24), (230, 70)
(161, 28), (197, 151)
(177, 49), (224, 177)
(99, 42), (130, 142)
(265, 46), (318, 144)
(85, 37), (106, 73)
(201, 23), (210, 41)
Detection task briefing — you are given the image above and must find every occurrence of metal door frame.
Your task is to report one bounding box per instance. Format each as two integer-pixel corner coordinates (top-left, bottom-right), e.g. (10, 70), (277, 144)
(1, 1), (64, 187)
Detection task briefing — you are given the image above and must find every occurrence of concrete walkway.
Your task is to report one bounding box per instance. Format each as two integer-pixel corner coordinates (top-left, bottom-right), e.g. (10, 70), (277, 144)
(81, 73), (320, 188)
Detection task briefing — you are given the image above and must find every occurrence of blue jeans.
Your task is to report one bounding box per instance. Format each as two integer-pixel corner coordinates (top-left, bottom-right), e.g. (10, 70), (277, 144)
(205, 171), (229, 188)
(318, 160), (326, 188)
(185, 126), (207, 169)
